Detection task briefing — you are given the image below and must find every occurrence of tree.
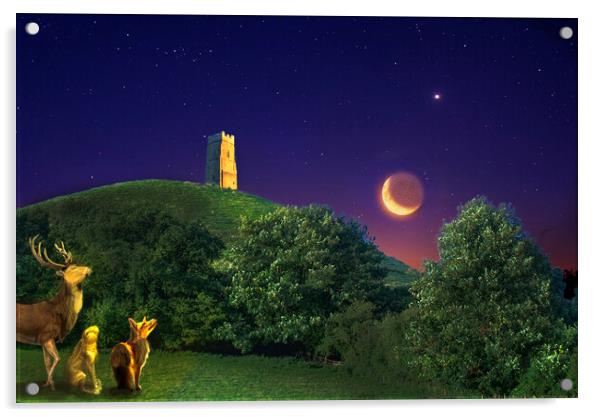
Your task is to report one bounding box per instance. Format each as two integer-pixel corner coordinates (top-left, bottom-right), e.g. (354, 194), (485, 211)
(16, 210), (56, 302)
(84, 209), (226, 350)
(408, 197), (558, 395)
(18, 206), (226, 350)
(218, 205), (387, 353)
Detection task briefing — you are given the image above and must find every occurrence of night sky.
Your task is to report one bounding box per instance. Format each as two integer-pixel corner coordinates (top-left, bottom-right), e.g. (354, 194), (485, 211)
(16, 14), (577, 270)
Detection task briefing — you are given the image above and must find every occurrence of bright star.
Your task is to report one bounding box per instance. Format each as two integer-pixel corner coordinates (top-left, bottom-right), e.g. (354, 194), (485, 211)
(433, 93), (441, 100)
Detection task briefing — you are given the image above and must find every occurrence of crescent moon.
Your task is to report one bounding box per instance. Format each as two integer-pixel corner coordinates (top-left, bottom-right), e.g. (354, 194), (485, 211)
(381, 177), (421, 216)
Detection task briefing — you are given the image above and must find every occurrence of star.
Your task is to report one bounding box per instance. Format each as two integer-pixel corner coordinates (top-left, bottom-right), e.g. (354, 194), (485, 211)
(433, 93), (442, 100)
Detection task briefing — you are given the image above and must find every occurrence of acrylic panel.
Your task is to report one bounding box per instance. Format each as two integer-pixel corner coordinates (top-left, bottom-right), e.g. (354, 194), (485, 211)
(16, 14), (577, 402)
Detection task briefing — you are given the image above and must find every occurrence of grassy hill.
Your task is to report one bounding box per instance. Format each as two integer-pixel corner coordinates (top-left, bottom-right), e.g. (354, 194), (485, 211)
(381, 255), (418, 287)
(18, 180), (276, 245)
(18, 179), (415, 282)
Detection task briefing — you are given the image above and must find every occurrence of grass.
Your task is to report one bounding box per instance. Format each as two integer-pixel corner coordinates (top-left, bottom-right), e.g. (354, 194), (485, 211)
(16, 346), (471, 402)
(18, 180), (277, 245)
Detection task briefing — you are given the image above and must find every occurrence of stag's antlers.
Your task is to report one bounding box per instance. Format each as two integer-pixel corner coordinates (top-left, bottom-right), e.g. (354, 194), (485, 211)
(28, 235), (73, 271)
(54, 241), (73, 265)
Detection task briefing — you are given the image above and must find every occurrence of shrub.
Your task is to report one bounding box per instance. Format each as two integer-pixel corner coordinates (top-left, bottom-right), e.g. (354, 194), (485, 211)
(319, 302), (417, 384)
(172, 293), (226, 350)
(512, 325), (578, 398)
(318, 301), (380, 373)
(81, 298), (132, 348)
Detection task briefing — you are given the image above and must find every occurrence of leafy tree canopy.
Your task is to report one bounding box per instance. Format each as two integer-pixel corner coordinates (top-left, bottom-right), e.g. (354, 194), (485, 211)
(409, 197), (560, 395)
(218, 205), (388, 353)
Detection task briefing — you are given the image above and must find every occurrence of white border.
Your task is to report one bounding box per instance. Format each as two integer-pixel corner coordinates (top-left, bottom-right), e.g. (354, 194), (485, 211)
(2, 1), (601, 416)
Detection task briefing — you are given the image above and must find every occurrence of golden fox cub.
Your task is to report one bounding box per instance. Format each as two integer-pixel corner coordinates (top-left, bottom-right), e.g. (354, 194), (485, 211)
(65, 325), (101, 394)
(110, 317), (157, 391)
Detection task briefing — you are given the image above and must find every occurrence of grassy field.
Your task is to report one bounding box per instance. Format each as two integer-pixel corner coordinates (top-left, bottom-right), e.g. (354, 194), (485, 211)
(17, 346), (471, 402)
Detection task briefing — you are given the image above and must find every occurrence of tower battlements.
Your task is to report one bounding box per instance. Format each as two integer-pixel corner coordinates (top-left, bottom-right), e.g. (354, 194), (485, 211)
(205, 131), (238, 190)
(208, 131), (235, 145)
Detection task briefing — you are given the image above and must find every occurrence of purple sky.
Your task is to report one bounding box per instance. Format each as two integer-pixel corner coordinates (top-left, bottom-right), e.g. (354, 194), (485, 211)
(17, 14), (577, 270)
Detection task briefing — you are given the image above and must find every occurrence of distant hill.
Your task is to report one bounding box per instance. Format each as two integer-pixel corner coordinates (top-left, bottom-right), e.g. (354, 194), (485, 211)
(381, 255), (419, 288)
(18, 179), (415, 283)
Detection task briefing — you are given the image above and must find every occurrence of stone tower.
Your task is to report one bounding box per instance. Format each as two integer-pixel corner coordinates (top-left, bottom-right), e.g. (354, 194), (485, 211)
(205, 131), (238, 190)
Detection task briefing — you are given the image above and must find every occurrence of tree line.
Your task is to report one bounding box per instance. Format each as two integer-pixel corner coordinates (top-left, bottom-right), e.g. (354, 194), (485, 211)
(16, 197), (577, 397)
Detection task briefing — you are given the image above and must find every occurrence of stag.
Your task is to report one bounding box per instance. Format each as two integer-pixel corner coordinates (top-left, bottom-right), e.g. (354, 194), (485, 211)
(16, 236), (92, 390)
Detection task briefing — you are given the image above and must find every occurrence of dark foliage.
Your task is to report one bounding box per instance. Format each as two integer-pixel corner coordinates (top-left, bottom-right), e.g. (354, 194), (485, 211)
(17, 206), (225, 349)
(563, 269), (578, 299)
(512, 324), (577, 398)
(319, 302), (413, 382)
(217, 205), (391, 354)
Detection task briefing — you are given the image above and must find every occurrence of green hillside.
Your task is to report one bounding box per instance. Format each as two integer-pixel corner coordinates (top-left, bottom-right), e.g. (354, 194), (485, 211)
(18, 179), (414, 282)
(381, 255), (419, 287)
(18, 180), (276, 244)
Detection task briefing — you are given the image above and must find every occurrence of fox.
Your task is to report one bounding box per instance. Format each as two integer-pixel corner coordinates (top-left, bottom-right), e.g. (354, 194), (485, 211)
(110, 316), (157, 391)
